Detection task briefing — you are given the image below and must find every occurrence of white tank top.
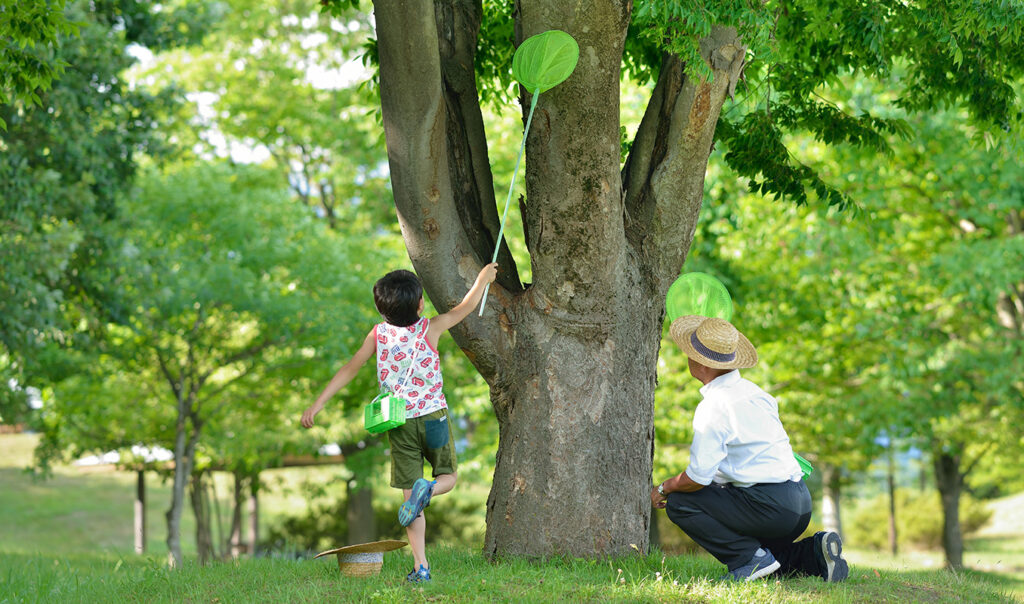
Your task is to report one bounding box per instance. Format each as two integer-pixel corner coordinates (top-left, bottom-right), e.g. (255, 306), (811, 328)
(375, 317), (446, 418)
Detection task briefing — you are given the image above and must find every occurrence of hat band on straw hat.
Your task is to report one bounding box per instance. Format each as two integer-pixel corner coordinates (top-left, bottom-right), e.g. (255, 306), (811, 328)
(340, 552), (384, 563)
(690, 332), (736, 363)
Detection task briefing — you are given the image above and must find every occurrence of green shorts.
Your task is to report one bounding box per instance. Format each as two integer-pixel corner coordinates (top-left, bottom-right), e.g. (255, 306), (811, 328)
(387, 408), (457, 489)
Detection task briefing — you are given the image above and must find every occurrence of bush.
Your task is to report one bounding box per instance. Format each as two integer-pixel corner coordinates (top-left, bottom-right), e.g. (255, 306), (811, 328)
(846, 488), (992, 550)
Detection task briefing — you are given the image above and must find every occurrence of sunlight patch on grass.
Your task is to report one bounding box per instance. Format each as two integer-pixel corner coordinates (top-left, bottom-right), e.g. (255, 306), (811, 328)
(0, 432), (39, 468)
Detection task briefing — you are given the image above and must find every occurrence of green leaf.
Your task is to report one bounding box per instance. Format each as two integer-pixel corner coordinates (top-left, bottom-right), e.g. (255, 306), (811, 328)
(511, 30), (579, 94)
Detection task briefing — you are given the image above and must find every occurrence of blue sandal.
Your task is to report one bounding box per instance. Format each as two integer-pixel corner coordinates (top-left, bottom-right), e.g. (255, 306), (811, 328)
(406, 564), (431, 582)
(399, 478), (436, 526)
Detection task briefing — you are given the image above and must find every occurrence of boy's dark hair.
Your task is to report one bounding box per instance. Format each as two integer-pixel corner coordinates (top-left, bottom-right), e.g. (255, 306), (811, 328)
(373, 270), (423, 327)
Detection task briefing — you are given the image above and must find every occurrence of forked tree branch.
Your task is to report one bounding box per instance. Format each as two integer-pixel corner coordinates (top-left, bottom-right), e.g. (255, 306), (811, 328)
(372, 0), (505, 379)
(623, 27), (746, 296)
(434, 0), (521, 293)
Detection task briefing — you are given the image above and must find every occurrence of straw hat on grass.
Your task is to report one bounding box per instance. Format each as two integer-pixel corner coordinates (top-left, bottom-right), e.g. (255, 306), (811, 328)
(669, 316), (758, 370)
(313, 540), (407, 577)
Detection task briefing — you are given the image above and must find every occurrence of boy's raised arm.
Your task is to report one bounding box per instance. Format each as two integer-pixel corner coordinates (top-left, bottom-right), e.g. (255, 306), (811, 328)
(428, 263), (498, 339)
(301, 328), (377, 429)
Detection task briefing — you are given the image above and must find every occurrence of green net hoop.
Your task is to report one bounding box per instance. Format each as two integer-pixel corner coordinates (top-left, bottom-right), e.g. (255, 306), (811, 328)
(665, 272), (733, 322)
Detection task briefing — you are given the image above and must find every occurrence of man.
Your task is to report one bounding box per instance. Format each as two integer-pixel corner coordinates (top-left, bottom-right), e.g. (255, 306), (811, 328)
(651, 316), (849, 583)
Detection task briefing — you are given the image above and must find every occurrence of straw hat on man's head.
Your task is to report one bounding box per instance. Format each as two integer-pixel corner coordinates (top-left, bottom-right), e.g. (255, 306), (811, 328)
(669, 316), (758, 370)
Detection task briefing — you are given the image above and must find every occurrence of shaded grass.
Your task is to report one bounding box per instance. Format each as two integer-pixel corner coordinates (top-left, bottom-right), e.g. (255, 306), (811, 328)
(0, 546), (1019, 603)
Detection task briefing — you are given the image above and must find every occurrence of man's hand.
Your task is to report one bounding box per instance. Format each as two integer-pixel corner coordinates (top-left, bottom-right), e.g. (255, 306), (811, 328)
(650, 484), (667, 509)
(300, 405), (321, 429)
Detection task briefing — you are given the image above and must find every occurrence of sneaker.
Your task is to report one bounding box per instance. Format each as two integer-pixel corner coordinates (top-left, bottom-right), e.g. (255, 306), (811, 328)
(725, 548), (781, 582)
(814, 531), (849, 582)
(406, 564), (431, 583)
(398, 478), (436, 527)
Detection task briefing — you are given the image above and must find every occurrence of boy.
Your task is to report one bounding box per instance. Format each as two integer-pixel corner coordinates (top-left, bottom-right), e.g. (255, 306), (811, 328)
(301, 262), (498, 583)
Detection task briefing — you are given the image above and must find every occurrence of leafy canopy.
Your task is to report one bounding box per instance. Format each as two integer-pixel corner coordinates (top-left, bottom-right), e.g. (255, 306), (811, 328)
(1, 0), (212, 422)
(322, 0), (1024, 210)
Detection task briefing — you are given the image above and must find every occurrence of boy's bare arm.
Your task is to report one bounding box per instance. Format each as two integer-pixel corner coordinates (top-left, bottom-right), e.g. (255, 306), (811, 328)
(427, 263), (498, 344)
(301, 329), (377, 429)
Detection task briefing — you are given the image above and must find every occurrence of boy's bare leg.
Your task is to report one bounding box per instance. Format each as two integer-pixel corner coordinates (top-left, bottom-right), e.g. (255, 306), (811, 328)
(405, 511), (428, 570)
(432, 472), (457, 497)
(402, 473), (457, 573)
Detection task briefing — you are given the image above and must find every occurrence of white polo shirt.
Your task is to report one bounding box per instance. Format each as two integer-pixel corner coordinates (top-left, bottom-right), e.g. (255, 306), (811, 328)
(683, 370), (803, 488)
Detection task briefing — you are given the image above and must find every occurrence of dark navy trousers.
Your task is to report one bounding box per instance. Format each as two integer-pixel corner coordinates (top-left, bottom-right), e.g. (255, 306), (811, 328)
(665, 479), (820, 574)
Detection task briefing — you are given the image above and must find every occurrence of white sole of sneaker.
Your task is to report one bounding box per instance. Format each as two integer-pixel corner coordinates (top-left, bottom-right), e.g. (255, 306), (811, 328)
(746, 559), (781, 581)
(822, 532), (849, 582)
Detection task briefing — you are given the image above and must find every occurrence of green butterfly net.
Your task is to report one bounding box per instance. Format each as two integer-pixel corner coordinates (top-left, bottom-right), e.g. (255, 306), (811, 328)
(512, 30), (580, 94)
(479, 30), (580, 316)
(665, 272), (734, 322)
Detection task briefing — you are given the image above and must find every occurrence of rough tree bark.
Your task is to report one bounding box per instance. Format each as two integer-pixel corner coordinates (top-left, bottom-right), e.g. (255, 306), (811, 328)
(372, 0), (744, 556)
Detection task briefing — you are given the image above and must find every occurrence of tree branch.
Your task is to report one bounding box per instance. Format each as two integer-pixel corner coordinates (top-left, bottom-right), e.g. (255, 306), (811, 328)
(155, 348), (183, 402)
(372, 0), (503, 379)
(201, 336), (279, 384)
(201, 357), (313, 419)
(959, 441), (995, 481)
(623, 27), (747, 296)
(434, 0), (521, 293)
(622, 52), (685, 249)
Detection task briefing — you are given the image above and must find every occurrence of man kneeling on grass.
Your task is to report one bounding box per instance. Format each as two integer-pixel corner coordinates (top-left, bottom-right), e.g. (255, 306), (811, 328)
(651, 316), (849, 583)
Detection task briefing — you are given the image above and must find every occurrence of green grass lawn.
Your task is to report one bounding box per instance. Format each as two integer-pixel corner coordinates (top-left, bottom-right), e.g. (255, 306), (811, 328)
(1, 545), (1020, 603)
(2, 433), (1022, 603)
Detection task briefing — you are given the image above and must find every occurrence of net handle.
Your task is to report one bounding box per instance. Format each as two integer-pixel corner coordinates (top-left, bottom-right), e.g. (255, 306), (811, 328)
(479, 88), (541, 317)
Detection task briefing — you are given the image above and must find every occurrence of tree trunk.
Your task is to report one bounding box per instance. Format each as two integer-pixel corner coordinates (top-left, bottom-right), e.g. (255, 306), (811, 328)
(483, 300), (662, 555)
(166, 410), (190, 568)
(166, 398), (201, 568)
(229, 472), (245, 558)
(190, 472), (214, 565)
(346, 479), (377, 545)
(933, 450), (964, 569)
(248, 477), (260, 556)
(887, 452), (898, 555)
(135, 470), (146, 555)
(820, 464), (843, 537)
(372, 0), (744, 556)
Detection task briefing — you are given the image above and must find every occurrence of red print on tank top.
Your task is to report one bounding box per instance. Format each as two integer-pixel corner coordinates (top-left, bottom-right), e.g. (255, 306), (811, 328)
(375, 318), (447, 418)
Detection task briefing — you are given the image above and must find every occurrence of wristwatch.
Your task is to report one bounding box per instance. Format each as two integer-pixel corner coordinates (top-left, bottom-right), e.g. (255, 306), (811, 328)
(657, 483), (666, 496)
